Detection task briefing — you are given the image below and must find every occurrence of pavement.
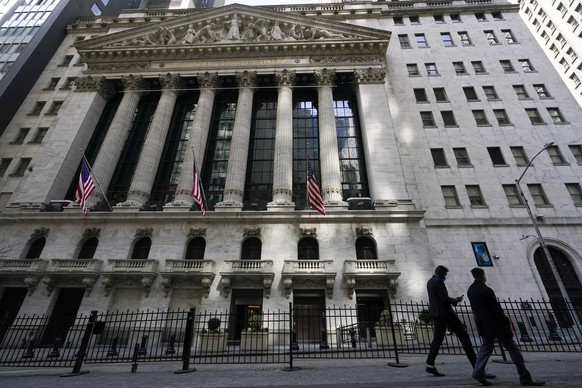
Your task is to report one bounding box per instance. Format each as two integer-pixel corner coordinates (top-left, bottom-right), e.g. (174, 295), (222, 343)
(0, 352), (581, 387)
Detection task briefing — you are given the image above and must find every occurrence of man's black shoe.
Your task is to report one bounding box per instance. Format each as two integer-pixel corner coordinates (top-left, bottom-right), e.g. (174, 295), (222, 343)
(484, 372), (496, 379)
(425, 366), (445, 377)
(473, 372), (493, 386)
(520, 379), (545, 386)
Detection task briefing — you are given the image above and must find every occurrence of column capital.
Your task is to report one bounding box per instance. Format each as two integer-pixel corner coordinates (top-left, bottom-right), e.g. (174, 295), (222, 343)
(121, 74), (145, 91)
(314, 68), (336, 87)
(235, 70), (258, 88)
(274, 69), (296, 87)
(74, 76), (115, 99)
(354, 67), (386, 84)
(197, 72), (221, 90)
(159, 72), (182, 90)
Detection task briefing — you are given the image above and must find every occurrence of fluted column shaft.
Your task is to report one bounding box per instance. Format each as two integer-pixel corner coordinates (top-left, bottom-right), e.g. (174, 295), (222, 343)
(171, 72), (220, 205)
(271, 70), (296, 205)
(122, 73), (181, 207)
(315, 69), (343, 203)
(218, 71), (257, 207)
(90, 75), (144, 204)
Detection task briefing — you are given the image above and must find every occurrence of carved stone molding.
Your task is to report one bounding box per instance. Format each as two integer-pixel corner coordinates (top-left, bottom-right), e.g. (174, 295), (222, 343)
(263, 277), (273, 299)
(161, 275), (172, 297)
(188, 227), (206, 237)
(274, 69), (296, 87)
(82, 276), (98, 297)
(354, 67), (386, 84)
(201, 276), (213, 298)
(355, 226), (373, 237)
(299, 227), (316, 238)
(102, 276), (114, 296)
(23, 276), (41, 296)
(243, 228), (261, 238)
(74, 76), (115, 99)
(344, 276), (356, 299)
(198, 72), (221, 90)
(31, 228), (49, 238)
(314, 68), (336, 86)
(43, 276), (55, 296)
(325, 277), (335, 299)
(135, 227), (153, 237)
(283, 277), (293, 299)
(311, 56), (383, 64)
(159, 72), (182, 90)
(221, 276), (231, 298)
(141, 275), (156, 297)
(235, 70), (258, 89)
(83, 227), (101, 239)
(121, 74), (145, 91)
(89, 63), (150, 72)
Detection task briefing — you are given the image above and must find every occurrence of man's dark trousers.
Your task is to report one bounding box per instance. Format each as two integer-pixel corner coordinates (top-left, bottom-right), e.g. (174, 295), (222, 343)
(426, 315), (477, 367)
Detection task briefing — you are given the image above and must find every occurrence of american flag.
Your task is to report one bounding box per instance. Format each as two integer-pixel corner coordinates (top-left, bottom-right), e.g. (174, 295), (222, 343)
(307, 158), (326, 215)
(191, 159), (206, 216)
(75, 158), (95, 215)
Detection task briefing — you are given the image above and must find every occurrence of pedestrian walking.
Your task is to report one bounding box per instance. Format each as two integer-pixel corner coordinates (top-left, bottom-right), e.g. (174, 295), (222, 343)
(467, 267), (545, 386)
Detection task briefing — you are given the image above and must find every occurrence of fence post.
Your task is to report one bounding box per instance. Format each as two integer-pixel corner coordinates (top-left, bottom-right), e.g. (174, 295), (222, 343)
(62, 310), (97, 377)
(282, 302), (299, 371)
(386, 299), (408, 368)
(174, 308), (196, 373)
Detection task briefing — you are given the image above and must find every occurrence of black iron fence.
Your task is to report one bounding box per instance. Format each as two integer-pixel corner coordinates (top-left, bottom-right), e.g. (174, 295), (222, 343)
(0, 299), (580, 372)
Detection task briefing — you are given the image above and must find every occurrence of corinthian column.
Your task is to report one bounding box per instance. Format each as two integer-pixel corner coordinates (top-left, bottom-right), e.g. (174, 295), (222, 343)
(215, 71), (257, 210)
(89, 74), (144, 206)
(315, 68), (344, 204)
(117, 73), (182, 208)
(167, 72), (220, 208)
(268, 70), (296, 209)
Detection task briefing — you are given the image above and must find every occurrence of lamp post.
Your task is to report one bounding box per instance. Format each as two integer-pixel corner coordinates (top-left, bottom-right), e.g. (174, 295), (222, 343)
(515, 142), (569, 303)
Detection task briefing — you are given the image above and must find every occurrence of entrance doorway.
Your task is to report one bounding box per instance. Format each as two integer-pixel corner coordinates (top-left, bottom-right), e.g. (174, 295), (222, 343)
(293, 291), (326, 342)
(41, 288), (85, 345)
(0, 288), (27, 343)
(356, 291), (388, 339)
(229, 289), (263, 342)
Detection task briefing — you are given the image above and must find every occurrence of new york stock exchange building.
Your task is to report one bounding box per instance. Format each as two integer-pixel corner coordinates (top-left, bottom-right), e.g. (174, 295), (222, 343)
(1, 0), (581, 347)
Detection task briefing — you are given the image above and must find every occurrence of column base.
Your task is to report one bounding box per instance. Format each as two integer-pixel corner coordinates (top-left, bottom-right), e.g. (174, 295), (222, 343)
(373, 199), (416, 209)
(163, 200), (192, 212)
(324, 200), (348, 210)
(267, 200), (295, 211)
(214, 200), (242, 212)
(112, 205), (141, 213)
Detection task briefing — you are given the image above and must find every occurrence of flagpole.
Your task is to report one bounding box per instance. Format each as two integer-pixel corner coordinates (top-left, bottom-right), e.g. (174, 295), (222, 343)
(191, 147), (208, 210)
(80, 149), (112, 211)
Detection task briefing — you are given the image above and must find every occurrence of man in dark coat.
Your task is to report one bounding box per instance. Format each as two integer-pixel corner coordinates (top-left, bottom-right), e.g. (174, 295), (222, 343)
(425, 265), (482, 377)
(468, 267), (545, 386)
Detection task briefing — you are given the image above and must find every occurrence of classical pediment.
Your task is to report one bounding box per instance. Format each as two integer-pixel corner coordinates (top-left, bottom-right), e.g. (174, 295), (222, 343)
(75, 4), (390, 70)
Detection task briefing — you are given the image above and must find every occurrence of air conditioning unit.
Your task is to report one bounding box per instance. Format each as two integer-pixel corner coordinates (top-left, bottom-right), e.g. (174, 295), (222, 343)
(347, 197), (373, 210)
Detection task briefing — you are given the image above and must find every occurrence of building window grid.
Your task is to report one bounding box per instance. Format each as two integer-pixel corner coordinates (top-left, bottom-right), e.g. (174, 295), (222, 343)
(547, 108), (566, 123)
(30, 127), (48, 143)
(407, 63), (420, 76)
(565, 183), (582, 206)
(463, 86), (478, 101)
(433, 87), (448, 102)
(485, 30), (499, 44)
(510, 146), (530, 166)
(473, 110), (489, 125)
(425, 63), (438, 76)
(453, 147), (472, 166)
(453, 61), (467, 74)
(441, 111), (457, 126)
(12, 128), (30, 144)
(441, 32), (454, 47)
(442, 185), (461, 207)
(513, 85), (530, 99)
(519, 59), (535, 72)
(431, 148), (448, 167)
(398, 34), (411, 48)
(483, 86), (499, 100)
(414, 88), (428, 102)
(466, 185), (486, 206)
(501, 29), (518, 43)
(503, 184), (524, 206)
(568, 145), (582, 164)
(500, 60), (515, 72)
(46, 100), (63, 115)
(415, 34), (429, 47)
(528, 184), (551, 206)
(526, 108), (544, 124)
(547, 145), (567, 165)
(0, 158), (11, 176)
(472, 61), (487, 74)
(420, 111), (436, 127)
(494, 109), (511, 125)
(488, 147), (506, 165)
(29, 101), (45, 115)
(11, 158), (31, 176)
(533, 84), (551, 98)
(458, 31), (472, 45)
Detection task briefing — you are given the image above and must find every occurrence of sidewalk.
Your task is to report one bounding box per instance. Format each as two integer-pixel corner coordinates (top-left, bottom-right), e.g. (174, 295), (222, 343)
(0, 352), (581, 387)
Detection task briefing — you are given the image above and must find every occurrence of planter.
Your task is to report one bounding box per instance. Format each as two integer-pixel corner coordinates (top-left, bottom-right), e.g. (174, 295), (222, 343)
(374, 325), (404, 346)
(415, 324), (434, 345)
(197, 332), (227, 353)
(240, 331), (269, 351)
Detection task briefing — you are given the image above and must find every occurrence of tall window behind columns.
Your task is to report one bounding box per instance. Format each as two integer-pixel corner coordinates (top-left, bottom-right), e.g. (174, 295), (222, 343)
(243, 91), (277, 210)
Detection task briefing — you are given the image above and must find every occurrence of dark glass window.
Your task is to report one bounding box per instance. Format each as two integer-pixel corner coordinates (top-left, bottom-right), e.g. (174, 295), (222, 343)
(298, 237), (319, 260)
(77, 237), (98, 259)
(131, 237), (151, 260)
(185, 237), (206, 260)
(487, 147), (506, 165)
(25, 238), (46, 259)
(356, 237), (377, 260)
(241, 237), (262, 260)
(431, 148), (448, 167)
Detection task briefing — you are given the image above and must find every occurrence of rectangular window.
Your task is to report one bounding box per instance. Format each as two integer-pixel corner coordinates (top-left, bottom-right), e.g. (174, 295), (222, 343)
(475, 12), (486, 21)
(510, 146), (529, 166)
(458, 31), (472, 45)
(528, 184), (550, 206)
(0, 158), (12, 176)
(487, 147), (506, 165)
(410, 16), (420, 24)
(46, 101), (63, 115)
(434, 15), (444, 23)
(453, 61), (467, 74)
(441, 111), (457, 126)
(519, 59), (535, 72)
(45, 77), (59, 90)
(450, 14), (461, 22)
(425, 63), (438, 76)
(61, 77), (75, 90)
(494, 109), (511, 125)
(60, 55), (74, 66)
(407, 63), (420, 76)
(463, 86), (478, 101)
(466, 185), (486, 206)
(12, 128), (30, 144)
(503, 184), (523, 206)
(431, 148), (448, 167)
(547, 145), (567, 165)
(414, 88), (428, 102)
(453, 147), (471, 166)
(442, 185), (461, 207)
(492, 11), (503, 20)
(533, 84), (551, 98)
(441, 32), (454, 46)
(398, 34), (411, 48)
(29, 101), (45, 115)
(394, 16), (404, 25)
(500, 60), (515, 72)
(416, 34), (429, 47)
(501, 29), (517, 43)
(473, 110), (489, 125)
(30, 127), (48, 143)
(566, 183), (582, 205)
(483, 86), (499, 100)
(472, 61), (486, 73)
(526, 108), (544, 124)
(433, 87), (448, 102)
(11, 158), (31, 176)
(547, 108), (566, 123)
(568, 145), (582, 164)
(513, 85), (530, 99)
(420, 111), (436, 127)
(484, 30), (499, 44)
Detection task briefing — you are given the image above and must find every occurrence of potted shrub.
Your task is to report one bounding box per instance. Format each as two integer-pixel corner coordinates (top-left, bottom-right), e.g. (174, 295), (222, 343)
(240, 313), (269, 351)
(374, 309), (404, 346)
(198, 317), (227, 353)
(415, 309), (434, 345)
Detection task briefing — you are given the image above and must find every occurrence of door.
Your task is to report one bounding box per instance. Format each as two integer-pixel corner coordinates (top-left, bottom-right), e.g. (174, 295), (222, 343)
(230, 289), (263, 342)
(41, 288), (85, 345)
(0, 288), (27, 343)
(294, 291), (326, 342)
(356, 293), (386, 339)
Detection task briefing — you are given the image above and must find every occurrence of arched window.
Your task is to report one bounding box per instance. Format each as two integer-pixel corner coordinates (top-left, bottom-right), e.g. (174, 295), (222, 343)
(241, 237), (261, 260)
(25, 238), (46, 259)
(77, 237), (98, 259)
(185, 237), (206, 260)
(298, 237), (319, 260)
(131, 237), (151, 260)
(356, 237), (377, 260)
